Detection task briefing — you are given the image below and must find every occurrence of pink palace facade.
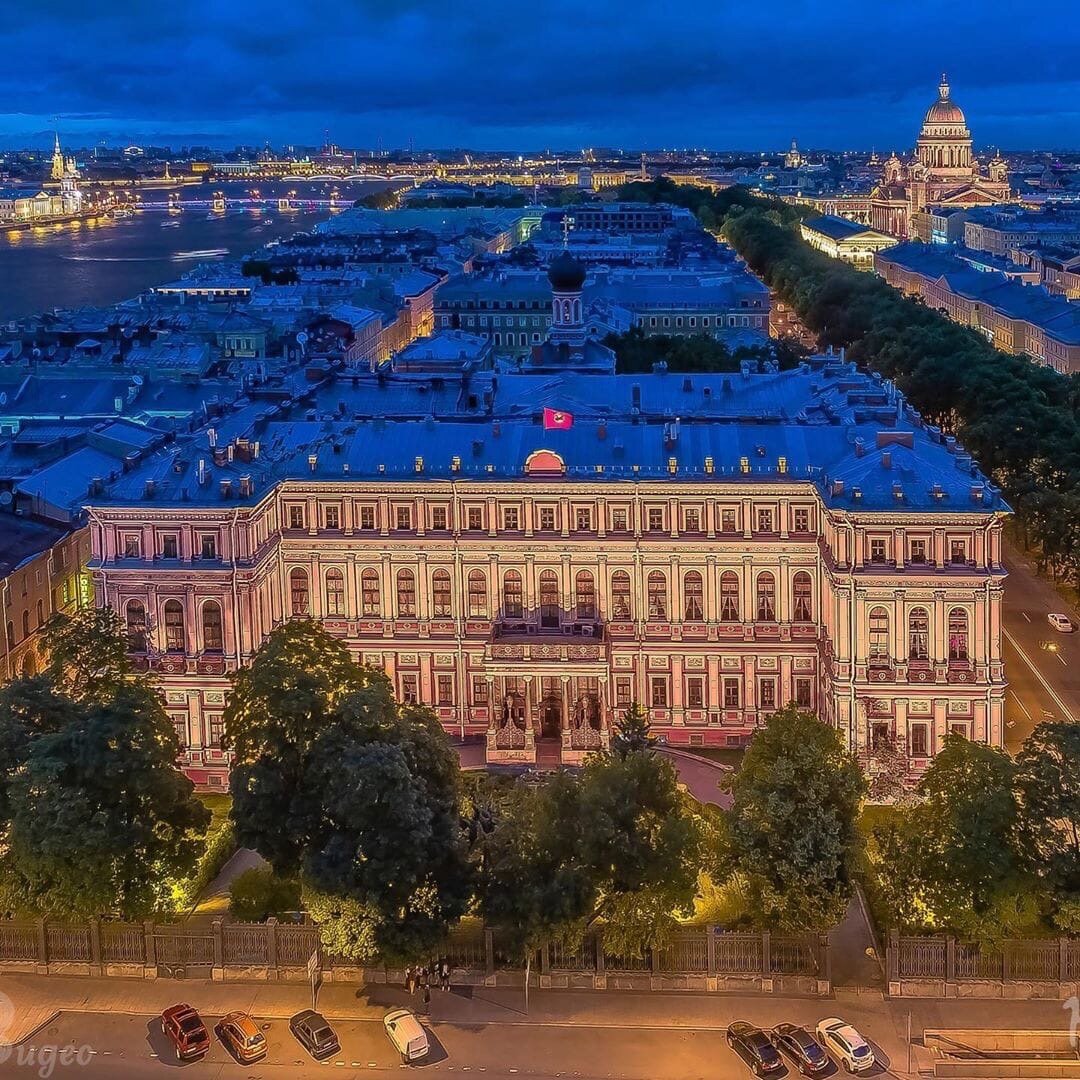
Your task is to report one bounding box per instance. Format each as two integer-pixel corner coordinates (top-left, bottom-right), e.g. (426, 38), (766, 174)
(86, 347), (1008, 790)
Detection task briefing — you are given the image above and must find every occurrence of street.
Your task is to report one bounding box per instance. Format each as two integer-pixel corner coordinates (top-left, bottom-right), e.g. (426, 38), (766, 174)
(1001, 546), (1080, 751)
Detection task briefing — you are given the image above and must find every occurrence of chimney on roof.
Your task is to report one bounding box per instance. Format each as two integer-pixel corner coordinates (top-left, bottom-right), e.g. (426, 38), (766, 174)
(882, 451), (892, 469)
(832, 479), (845, 496)
(239, 475), (252, 498)
(854, 437), (866, 457)
(208, 427), (217, 448)
(308, 453), (318, 472)
(970, 484), (984, 503)
(143, 479), (155, 499)
(197, 458), (207, 485)
(220, 478), (233, 499)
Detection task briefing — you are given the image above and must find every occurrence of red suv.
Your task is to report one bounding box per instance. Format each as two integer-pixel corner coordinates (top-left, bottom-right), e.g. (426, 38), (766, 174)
(161, 1003), (210, 1061)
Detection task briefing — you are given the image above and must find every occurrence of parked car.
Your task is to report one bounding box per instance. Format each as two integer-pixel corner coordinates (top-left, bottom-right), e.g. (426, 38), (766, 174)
(217, 1011), (268, 1064)
(384, 1008), (430, 1064)
(1048, 613), (1076, 633)
(290, 1010), (340, 1060)
(160, 1003), (210, 1061)
(727, 1021), (784, 1076)
(816, 1017), (875, 1073)
(774, 1023), (830, 1075)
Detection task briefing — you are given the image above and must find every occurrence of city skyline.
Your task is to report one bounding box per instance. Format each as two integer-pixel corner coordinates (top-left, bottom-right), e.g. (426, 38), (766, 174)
(4, 0), (1080, 152)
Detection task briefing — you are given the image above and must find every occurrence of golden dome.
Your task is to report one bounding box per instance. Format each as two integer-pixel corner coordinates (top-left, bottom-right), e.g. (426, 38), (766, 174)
(923, 74), (966, 126)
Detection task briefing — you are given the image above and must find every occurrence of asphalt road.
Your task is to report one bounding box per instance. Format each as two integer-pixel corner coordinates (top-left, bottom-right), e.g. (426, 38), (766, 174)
(1002, 546), (1080, 751)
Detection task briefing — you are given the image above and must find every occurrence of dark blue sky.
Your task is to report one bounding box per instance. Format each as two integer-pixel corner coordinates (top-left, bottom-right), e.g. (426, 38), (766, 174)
(5, 0), (1079, 151)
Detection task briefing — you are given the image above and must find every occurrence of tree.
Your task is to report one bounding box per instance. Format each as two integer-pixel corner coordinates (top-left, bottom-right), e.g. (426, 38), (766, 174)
(229, 867), (302, 922)
(723, 705), (866, 932)
(227, 625), (471, 961)
(3, 683), (209, 918)
(610, 702), (656, 759)
(41, 607), (133, 704)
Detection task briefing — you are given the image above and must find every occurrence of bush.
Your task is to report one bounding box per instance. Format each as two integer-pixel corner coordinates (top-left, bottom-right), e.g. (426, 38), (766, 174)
(229, 867), (301, 922)
(175, 820), (236, 911)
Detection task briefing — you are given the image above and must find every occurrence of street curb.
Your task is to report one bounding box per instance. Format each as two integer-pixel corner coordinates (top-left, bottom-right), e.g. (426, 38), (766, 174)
(11, 1010), (60, 1047)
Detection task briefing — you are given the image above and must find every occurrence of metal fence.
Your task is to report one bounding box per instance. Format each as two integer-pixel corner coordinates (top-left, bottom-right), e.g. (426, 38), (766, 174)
(890, 932), (1080, 985)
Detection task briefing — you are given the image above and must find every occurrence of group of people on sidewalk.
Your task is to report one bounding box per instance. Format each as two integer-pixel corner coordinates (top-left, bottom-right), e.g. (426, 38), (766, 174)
(404, 958), (452, 1013)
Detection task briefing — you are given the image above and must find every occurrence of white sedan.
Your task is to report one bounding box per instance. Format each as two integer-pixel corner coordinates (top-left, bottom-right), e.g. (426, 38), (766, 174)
(815, 1017), (875, 1073)
(1048, 613), (1076, 633)
(383, 1008), (429, 1064)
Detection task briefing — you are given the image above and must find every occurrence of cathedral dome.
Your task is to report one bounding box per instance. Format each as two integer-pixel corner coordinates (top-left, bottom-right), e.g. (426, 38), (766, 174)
(548, 250), (586, 292)
(923, 74), (966, 126)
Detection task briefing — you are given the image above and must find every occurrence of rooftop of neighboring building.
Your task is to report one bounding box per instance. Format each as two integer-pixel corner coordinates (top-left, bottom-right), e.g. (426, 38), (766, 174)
(0, 513), (74, 578)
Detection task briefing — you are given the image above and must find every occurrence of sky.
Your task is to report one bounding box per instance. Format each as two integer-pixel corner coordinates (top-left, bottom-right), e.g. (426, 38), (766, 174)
(4, 0), (1080, 153)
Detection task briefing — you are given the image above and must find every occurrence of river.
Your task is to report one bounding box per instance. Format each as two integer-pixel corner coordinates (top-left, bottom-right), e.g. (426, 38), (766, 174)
(0, 179), (402, 320)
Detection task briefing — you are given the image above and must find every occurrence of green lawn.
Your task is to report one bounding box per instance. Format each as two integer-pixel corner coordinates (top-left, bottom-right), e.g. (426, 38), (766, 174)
(854, 803), (901, 938)
(197, 792), (232, 828)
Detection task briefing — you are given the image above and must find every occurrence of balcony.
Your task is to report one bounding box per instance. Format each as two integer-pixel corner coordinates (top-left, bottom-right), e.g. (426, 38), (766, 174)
(486, 618), (606, 665)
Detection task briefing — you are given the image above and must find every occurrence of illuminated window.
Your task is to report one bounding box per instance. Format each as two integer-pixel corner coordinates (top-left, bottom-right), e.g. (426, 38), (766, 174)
(720, 572), (740, 621)
(467, 570), (487, 618)
(575, 570), (596, 620)
(202, 601), (223, 652)
(502, 571), (523, 619)
(289, 568), (309, 616)
(163, 600), (185, 653)
(325, 569), (345, 616)
(792, 572), (812, 622)
(361, 569), (380, 617)
(948, 608), (969, 661)
(647, 571), (667, 621)
(437, 675), (454, 707)
(611, 571), (632, 619)
(125, 600), (147, 652)
(397, 569), (416, 617)
(324, 505), (340, 530)
(908, 607), (929, 660)
(683, 571), (704, 622)
(756, 572), (776, 621)
(432, 570), (452, 617)
(868, 606), (890, 665)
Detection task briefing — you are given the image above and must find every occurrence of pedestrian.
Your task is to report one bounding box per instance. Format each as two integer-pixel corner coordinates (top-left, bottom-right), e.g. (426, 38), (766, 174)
(422, 983), (431, 1015)
(439, 956), (450, 991)
(405, 964), (416, 995)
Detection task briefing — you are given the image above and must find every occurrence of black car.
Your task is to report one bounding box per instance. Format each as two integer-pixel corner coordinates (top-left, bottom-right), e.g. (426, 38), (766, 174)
(289, 1010), (340, 1060)
(773, 1024), (829, 1076)
(727, 1021), (784, 1076)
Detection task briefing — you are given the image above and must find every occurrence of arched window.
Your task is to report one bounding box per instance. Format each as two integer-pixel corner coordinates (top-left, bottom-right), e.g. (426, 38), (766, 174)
(756, 572), (776, 622)
(432, 569), (452, 617)
(611, 571), (632, 620)
(720, 572), (740, 622)
(325, 568), (345, 616)
(868, 606), (890, 665)
(361, 569), (380, 617)
(539, 570), (559, 628)
(683, 571), (704, 622)
(647, 571), (667, 621)
(163, 599), (185, 653)
(948, 608), (969, 662)
(468, 570), (488, 618)
(502, 570), (523, 619)
(35, 599), (44, 628)
(202, 600), (223, 653)
(397, 568), (416, 617)
(21, 610), (29, 638)
(908, 607), (929, 661)
(792, 572), (813, 622)
(125, 600), (147, 652)
(575, 570), (596, 620)
(289, 568), (309, 616)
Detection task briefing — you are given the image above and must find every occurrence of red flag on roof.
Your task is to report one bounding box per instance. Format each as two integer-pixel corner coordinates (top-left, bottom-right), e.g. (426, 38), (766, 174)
(543, 408), (574, 430)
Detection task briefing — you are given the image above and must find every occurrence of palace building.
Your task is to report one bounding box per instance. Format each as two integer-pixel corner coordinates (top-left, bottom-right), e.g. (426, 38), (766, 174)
(870, 75), (1010, 238)
(84, 255), (1008, 788)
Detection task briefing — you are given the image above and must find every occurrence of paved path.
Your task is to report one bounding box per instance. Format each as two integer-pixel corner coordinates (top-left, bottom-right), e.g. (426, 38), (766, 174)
(828, 890), (884, 990)
(190, 848), (268, 917)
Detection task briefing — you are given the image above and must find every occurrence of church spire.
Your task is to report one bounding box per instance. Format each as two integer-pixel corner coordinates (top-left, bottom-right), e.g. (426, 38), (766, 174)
(939, 72), (950, 99)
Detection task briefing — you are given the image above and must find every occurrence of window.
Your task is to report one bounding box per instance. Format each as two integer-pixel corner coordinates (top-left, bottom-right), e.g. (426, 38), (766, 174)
(758, 678), (777, 711)
(611, 508), (628, 532)
(467, 506), (484, 531)
(647, 507), (664, 532)
(720, 572), (740, 621)
(502, 506), (520, 531)
(756, 572), (776, 621)
(432, 570), (452, 617)
(611, 571), (632, 619)
(199, 534), (217, 560)
(683, 508), (702, 532)
(616, 677), (632, 708)
(868, 606), (890, 665)
(21, 610), (29, 638)
(161, 535), (178, 559)
(870, 538), (888, 564)
(125, 600), (147, 651)
(467, 570), (487, 618)
(325, 568), (345, 616)
(683, 571), (704, 621)
(202, 601), (223, 652)
(538, 506), (556, 531)
(123, 534), (141, 558)
(568, 570), (595, 621)
(795, 677), (812, 709)
(650, 677), (668, 708)
(172, 716), (187, 748)
(395, 506), (412, 531)
(35, 598), (44, 628)
(948, 608), (969, 661)
(723, 677), (741, 709)
(431, 506), (448, 531)
(687, 676), (705, 708)
(539, 570), (560, 628)
(756, 508), (774, 533)
(647, 571), (667, 621)
(163, 600), (185, 653)
(793, 572), (813, 622)
(793, 508), (810, 533)
(949, 722), (969, 739)
(910, 724), (929, 757)
(290, 568), (309, 616)
(207, 715), (224, 748)
(397, 569), (416, 617)
(359, 505), (376, 530)
(575, 507), (593, 532)
(909, 538), (927, 564)
(950, 539), (968, 565)
(361, 569), (380, 616)
(502, 571), (523, 619)
(437, 675), (454, 707)
(720, 509), (737, 533)
(288, 505), (305, 529)
(472, 676), (489, 705)
(401, 674), (418, 704)
(908, 607), (929, 660)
